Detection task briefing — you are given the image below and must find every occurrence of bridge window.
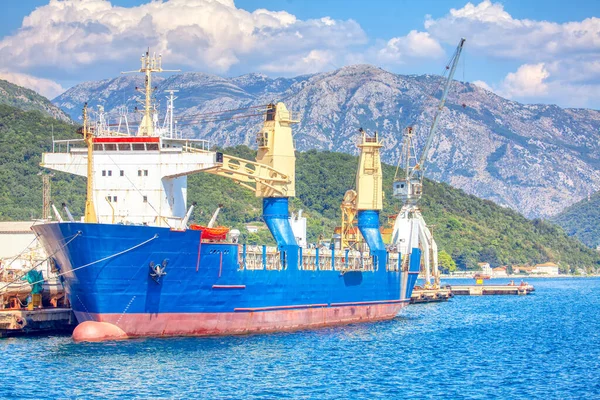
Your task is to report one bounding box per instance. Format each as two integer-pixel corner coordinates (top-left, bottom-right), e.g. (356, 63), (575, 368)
(118, 144), (131, 151)
(104, 144), (117, 151)
(144, 170), (148, 176)
(143, 196), (148, 203)
(107, 170), (112, 177)
(132, 143), (145, 151)
(102, 170), (106, 176)
(120, 170), (124, 176)
(147, 143), (159, 151)
(266, 104), (276, 121)
(113, 196), (117, 202)
(257, 131), (268, 147)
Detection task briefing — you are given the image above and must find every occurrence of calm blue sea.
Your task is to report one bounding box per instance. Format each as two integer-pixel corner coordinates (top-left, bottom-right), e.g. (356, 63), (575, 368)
(1, 278), (599, 399)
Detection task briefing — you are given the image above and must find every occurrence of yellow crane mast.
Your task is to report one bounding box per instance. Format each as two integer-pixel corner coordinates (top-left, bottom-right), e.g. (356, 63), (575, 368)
(206, 102), (298, 197)
(81, 103), (97, 223)
(340, 128), (384, 249)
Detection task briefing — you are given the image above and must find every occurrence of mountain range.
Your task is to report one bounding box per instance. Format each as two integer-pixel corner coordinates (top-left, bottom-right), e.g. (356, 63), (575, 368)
(0, 76), (598, 269)
(1, 100), (598, 271)
(0, 79), (70, 122)
(53, 65), (600, 219)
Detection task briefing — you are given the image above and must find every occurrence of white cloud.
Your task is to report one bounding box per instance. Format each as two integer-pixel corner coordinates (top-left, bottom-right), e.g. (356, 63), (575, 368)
(0, 0), (366, 78)
(0, 0), (598, 108)
(260, 49), (336, 75)
(500, 63), (550, 98)
(472, 80), (493, 92)
(0, 70), (65, 98)
(425, 0), (600, 60)
(425, 0), (600, 108)
(376, 30), (444, 65)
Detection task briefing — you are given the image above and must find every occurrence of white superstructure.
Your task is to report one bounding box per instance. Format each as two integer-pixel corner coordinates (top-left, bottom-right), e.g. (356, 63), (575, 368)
(41, 51), (225, 227)
(40, 52), (302, 231)
(43, 137), (219, 227)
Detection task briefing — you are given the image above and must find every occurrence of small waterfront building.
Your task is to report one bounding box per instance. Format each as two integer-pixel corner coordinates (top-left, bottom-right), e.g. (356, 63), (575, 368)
(477, 262), (492, 276)
(492, 266), (508, 277)
(512, 265), (534, 274)
(532, 262), (560, 275)
(245, 225), (259, 233)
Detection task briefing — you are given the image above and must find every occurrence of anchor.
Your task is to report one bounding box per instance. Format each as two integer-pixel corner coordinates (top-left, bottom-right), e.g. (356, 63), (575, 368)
(149, 259), (168, 284)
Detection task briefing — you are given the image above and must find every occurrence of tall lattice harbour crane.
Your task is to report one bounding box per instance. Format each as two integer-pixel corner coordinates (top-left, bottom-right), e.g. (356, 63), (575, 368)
(391, 38), (465, 288)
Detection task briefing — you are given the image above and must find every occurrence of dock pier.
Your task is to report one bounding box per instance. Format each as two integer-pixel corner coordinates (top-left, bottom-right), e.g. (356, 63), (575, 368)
(450, 283), (535, 296)
(411, 286), (453, 304)
(0, 308), (75, 337)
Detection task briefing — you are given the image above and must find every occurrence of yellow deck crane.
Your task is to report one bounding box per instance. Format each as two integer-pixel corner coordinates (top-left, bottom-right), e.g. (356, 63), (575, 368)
(205, 103), (297, 198)
(205, 102), (300, 248)
(340, 129), (385, 262)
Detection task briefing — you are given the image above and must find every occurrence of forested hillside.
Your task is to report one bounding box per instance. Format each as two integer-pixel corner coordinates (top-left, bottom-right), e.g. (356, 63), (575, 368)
(552, 192), (600, 249)
(0, 105), (85, 220)
(1, 105), (598, 272)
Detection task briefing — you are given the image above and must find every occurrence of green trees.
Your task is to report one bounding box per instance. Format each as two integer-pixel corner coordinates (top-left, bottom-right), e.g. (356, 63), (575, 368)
(552, 191), (600, 248)
(0, 105), (85, 220)
(1, 105), (598, 271)
(438, 251), (457, 272)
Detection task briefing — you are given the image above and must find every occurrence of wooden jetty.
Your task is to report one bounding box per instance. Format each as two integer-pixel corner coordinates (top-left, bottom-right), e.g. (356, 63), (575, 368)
(411, 286), (454, 304)
(0, 308), (75, 337)
(451, 282), (535, 296)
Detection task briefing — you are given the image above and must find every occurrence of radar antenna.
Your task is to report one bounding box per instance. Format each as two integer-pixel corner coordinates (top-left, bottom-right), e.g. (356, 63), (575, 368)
(121, 50), (179, 136)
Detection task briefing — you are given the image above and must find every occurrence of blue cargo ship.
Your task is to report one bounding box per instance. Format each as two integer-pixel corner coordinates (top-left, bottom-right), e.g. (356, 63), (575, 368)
(32, 52), (421, 341)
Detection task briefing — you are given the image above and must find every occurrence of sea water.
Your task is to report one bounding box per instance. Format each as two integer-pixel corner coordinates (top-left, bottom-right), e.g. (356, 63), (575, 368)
(1, 278), (599, 399)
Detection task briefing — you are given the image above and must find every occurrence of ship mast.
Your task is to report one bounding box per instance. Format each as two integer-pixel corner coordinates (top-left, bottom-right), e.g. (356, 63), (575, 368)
(83, 103), (97, 223)
(122, 50), (178, 136)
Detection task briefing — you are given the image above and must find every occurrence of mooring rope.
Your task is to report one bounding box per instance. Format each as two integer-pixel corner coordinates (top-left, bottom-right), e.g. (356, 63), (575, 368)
(0, 236), (39, 271)
(25, 234), (160, 287)
(0, 231), (82, 292)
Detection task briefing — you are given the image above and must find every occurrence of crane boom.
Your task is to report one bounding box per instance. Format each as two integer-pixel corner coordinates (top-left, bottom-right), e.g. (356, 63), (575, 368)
(391, 38), (466, 290)
(411, 37), (465, 179)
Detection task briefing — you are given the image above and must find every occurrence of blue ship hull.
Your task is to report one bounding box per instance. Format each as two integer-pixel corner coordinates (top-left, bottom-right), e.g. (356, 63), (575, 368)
(32, 222), (421, 340)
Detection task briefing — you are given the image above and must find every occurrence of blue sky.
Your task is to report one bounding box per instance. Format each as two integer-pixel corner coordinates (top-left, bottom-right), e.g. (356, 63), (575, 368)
(0, 0), (598, 109)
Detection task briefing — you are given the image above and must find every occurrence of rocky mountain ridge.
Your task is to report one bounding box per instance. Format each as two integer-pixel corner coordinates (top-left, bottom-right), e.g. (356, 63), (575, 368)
(53, 65), (600, 218)
(0, 79), (70, 122)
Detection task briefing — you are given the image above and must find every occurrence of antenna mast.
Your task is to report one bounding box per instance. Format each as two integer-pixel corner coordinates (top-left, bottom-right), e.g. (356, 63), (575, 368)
(117, 106), (131, 135)
(165, 89), (179, 138)
(121, 50), (179, 136)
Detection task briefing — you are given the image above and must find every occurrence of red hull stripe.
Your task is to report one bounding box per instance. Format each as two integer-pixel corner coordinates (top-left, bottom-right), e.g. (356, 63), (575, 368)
(234, 303), (328, 312)
(329, 299), (409, 307)
(212, 285), (246, 289)
(74, 302), (407, 338)
(93, 137), (160, 143)
(233, 299), (409, 312)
